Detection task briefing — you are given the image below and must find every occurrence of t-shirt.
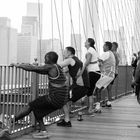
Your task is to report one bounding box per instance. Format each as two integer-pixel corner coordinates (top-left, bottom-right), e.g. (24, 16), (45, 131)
(99, 51), (116, 78)
(86, 47), (100, 72)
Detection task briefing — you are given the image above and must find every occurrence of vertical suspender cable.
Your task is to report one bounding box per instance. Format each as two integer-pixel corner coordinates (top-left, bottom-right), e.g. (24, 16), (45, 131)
(130, 0), (140, 52)
(51, 0), (54, 50)
(102, 0), (111, 41)
(86, 0), (98, 48)
(78, 0), (81, 59)
(115, 0), (128, 64)
(38, 0), (42, 64)
(126, 0), (138, 54)
(78, 0), (87, 40)
(120, 0), (131, 59)
(61, 0), (64, 49)
(67, 0), (78, 57)
(94, 0), (105, 42)
(106, 0), (118, 41)
(53, 0), (64, 58)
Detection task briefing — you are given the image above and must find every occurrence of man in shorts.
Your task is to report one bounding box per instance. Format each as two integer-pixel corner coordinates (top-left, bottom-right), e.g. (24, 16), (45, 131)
(106, 42), (120, 107)
(57, 47), (90, 127)
(93, 41), (116, 111)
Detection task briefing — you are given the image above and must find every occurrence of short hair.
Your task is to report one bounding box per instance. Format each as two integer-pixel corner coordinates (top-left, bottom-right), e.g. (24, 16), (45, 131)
(105, 41), (112, 50)
(88, 38), (95, 49)
(66, 46), (75, 55)
(112, 42), (118, 48)
(45, 51), (58, 64)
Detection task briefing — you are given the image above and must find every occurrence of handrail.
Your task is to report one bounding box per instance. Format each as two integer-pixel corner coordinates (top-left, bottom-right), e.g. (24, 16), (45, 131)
(0, 65), (133, 137)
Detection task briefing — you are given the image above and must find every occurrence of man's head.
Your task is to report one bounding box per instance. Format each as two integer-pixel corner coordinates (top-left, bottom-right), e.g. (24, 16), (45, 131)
(44, 51), (58, 64)
(103, 41), (112, 52)
(64, 46), (75, 58)
(112, 42), (118, 51)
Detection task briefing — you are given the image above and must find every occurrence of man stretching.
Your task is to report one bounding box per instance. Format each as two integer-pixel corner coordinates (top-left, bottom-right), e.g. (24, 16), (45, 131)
(57, 47), (90, 127)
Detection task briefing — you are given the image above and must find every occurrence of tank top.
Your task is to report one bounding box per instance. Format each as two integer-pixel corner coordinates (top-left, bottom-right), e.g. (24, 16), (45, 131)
(68, 56), (90, 87)
(48, 64), (68, 108)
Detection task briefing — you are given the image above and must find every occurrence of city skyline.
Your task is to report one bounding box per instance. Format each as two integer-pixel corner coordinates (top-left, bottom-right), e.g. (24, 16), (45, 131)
(0, 0), (139, 65)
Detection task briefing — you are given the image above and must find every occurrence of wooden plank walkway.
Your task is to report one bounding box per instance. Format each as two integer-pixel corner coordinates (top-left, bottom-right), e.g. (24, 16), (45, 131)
(14, 94), (140, 140)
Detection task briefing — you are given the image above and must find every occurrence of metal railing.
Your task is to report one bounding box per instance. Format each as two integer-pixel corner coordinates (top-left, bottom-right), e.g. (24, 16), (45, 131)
(0, 65), (133, 137)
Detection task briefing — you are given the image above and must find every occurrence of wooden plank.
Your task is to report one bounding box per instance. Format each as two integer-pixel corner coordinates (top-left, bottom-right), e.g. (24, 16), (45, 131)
(14, 94), (140, 140)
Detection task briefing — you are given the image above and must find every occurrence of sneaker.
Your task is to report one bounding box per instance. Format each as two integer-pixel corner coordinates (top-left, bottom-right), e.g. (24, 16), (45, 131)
(94, 102), (102, 113)
(106, 101), (112, 107)
(32, 131), (50, 139)
(57, 119), (72, 127)
(95, 102), (101, 110)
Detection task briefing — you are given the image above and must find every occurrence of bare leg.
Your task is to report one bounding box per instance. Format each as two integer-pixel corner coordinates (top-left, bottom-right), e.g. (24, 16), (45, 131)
(57, 103), (72, 127)
(63, 103), (70, 122)
(37, 118), (46, 131)
(96, 88), (102, 102)
(88, 96), (94, 113)
(107, 84), (112, 101)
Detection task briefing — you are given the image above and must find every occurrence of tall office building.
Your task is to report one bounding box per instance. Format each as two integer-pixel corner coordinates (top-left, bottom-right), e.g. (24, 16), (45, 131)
(0, 17), (11, 28)
(37, 39), (52, 64)
(17, 34), (37, 64)
(37, 39), (63, 64)
(26, 2), (43, 37)
(0, 18), (17, 65)
(21, 16), (38, 36)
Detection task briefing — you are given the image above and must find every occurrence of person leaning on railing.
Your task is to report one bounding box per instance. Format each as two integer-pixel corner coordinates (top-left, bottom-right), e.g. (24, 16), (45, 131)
(131, 51), (140, 128)
(10, 51), (69, 138)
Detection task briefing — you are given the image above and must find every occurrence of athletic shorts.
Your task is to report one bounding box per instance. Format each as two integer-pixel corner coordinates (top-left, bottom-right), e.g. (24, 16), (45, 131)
(69, 85), (89, 103)
(29, 95), (57, 120)
(96, 74), (114, 89)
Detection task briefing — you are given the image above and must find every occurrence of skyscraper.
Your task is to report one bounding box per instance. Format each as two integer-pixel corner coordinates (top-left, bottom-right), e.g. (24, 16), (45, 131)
(0, 18), (17, 65)
(21, 16), (38, 36)
(26, 2), (43, 37)
(17, 34), (37, 64)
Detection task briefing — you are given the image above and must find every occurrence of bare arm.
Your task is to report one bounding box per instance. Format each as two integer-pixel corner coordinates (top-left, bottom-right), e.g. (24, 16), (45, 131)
(77, 53), (92, 78)
(11, 63), (52, 75)
(81, 53), (92, 73)
(59, 58), (73, 68)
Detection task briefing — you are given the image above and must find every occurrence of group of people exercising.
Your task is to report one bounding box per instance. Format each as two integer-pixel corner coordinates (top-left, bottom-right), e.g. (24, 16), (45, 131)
(1, 38), (120, 139)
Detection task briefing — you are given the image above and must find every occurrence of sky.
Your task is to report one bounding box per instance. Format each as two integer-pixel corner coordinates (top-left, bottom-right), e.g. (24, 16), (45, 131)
(0, 0), (83, 41)
(0, 0), (137, 64)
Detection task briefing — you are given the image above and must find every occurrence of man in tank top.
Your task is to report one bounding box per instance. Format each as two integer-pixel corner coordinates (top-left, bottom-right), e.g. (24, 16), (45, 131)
(57, 46), (90, 127)
(10, 51), (69, 138)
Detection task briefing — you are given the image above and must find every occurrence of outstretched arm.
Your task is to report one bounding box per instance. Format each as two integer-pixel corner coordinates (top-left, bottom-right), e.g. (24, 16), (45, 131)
(77, 53), (92, 78)
(11, 63), (52, 75)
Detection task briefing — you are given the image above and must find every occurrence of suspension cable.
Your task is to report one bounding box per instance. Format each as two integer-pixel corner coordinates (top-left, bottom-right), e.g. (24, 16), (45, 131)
(51, 0), (54, 50)
(38, 0), (42, 64)
(53, 0), (64, 58)
(67, 0), (78, 57)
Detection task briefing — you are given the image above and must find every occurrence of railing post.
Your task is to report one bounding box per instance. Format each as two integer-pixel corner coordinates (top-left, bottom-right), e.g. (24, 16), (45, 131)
(31, 72), (39, 127)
